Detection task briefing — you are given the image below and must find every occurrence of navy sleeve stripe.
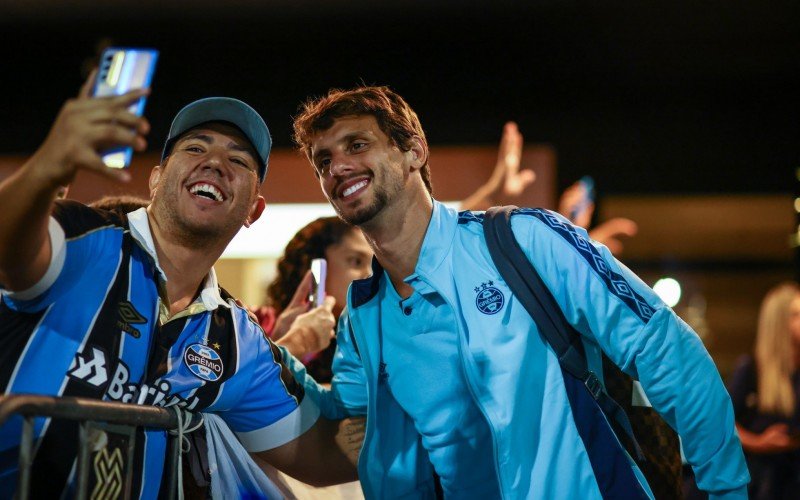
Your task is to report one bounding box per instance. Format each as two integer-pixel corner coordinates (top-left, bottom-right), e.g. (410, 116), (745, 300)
(53, 200), (127, 239)
(457, 210), (485, 225)
(268, 339), (306, 403)
(514, 208), (655, 324)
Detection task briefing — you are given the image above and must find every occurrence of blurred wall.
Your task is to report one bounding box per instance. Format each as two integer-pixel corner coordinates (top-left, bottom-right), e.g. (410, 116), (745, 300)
(0, 145), (555, 206)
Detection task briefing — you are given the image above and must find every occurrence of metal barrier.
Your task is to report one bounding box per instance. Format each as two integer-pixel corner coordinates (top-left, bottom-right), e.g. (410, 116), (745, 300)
(0, 394), (192, 500)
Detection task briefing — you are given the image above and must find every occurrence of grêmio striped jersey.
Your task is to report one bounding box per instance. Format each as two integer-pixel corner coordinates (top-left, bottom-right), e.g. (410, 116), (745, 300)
(0, 201), (319, 498)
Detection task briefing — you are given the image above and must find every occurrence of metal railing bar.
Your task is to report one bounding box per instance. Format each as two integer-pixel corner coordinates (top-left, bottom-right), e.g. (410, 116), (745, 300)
(75, 421), (90, 500)
(165, 430), (180, 500)
(16, 416), (33, 500)
(1, 395), (201, 500)
(0, 395), (179, 429)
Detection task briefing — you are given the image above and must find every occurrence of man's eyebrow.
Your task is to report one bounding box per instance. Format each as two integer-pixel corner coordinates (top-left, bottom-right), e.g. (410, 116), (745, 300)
(178, 133), (256, 159)
(311, 131), (371, 163)
(343, 131), (371, 142)
(227, 142), (253, 155)
(311, 147), (330, 164)
(179, 132), (213, 144)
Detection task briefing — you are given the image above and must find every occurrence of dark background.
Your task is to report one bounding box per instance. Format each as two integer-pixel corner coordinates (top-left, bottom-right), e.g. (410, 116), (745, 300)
(1, 0), (797, 194)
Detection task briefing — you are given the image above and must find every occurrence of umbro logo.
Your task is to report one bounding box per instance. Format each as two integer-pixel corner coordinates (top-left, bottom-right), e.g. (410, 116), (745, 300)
(117, 300), (146, 338)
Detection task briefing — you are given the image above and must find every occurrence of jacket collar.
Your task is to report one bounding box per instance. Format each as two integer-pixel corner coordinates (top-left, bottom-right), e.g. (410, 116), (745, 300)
(350, 200), (458, 308)
(413, 200), (458, 278)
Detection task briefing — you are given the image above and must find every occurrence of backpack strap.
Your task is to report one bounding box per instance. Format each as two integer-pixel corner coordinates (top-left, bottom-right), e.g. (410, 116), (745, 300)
(483, 205), (644, 460)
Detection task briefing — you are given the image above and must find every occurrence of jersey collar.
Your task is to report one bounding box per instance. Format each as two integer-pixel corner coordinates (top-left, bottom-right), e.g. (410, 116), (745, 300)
(127, 207), (229, 313)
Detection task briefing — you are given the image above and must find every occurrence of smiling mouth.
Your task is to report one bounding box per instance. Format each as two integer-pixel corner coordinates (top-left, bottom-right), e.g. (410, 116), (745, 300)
(188, 182), (225, 202)
(340, 179), (369, 199)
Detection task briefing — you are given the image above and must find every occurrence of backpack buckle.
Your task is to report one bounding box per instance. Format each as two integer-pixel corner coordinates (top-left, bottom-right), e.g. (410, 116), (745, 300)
(583, 372), (603, 400)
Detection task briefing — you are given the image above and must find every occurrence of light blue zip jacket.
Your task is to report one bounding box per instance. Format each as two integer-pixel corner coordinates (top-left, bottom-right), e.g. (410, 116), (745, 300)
(299, 201), (749, 499)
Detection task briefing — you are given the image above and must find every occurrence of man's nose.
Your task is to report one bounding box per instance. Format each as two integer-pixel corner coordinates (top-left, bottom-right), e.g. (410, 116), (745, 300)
(201, 153), (227, 177)
(329, 156), (355, 177)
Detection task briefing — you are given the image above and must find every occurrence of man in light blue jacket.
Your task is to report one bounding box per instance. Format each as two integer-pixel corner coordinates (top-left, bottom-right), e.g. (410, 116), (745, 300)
(290, 86), (749, 498)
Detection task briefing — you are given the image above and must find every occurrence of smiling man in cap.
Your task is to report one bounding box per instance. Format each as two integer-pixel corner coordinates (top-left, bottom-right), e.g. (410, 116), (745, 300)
(0, 81), (354, 497)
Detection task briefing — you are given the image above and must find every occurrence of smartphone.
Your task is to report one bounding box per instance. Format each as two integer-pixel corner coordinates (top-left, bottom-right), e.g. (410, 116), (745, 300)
(92, 47), (159, 168)
(570, 175), (595, 221)
(309, 258), (327, 307)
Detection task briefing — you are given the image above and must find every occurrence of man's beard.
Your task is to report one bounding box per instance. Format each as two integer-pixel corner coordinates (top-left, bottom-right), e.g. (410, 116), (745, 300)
(152, 185), (246, 247)
(331, 163), (405, 227)
(335, 186), (389, 226)
(152, 198), (218, 246)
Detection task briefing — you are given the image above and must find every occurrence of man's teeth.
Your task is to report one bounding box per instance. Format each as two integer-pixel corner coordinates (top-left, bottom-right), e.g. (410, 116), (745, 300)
(190, 183), (223, 201)
(342, 180), (368, 197)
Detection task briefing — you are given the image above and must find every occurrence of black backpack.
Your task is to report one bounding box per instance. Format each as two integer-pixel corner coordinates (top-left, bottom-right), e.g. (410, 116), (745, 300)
(483, 206), (683, 499)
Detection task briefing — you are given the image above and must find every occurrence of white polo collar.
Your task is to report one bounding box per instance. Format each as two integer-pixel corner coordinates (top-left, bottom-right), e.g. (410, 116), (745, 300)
(127, 207), (229, 311)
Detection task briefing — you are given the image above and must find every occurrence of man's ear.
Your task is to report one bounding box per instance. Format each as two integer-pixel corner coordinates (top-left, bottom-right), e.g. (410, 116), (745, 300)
(244, 195), (266, 228)
(148, 165), (163, 198)
(407, 136), (429, 173)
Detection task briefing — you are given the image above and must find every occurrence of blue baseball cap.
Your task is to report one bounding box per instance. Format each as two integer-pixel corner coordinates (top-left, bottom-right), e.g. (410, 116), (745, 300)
(161, 97), (271, 182)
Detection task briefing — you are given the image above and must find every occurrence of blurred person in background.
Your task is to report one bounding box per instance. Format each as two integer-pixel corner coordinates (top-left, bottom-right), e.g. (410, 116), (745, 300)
(728, 282), (800, 499)
(253, 217), (372, 499)
(255, 216), (372, 383)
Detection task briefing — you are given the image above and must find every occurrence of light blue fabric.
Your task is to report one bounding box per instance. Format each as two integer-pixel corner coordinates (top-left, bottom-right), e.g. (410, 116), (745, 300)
(380, 281), (499, 497)
(204, 413), (283, 500)
(299, 201), (749, 499)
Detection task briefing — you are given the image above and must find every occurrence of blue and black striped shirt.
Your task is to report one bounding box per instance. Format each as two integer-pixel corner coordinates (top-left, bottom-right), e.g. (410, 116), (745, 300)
(0, 201), (318, 498)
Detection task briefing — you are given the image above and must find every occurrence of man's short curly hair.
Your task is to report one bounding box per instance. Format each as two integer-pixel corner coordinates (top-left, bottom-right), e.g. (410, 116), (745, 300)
(292, 85), (432, 194)
(266, 216), (356, 312)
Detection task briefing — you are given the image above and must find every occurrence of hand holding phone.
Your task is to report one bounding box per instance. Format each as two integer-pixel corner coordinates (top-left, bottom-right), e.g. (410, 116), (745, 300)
(309, 258), (327, 308)
(569, 176), (595, 222)
(92, 47), (159, 168)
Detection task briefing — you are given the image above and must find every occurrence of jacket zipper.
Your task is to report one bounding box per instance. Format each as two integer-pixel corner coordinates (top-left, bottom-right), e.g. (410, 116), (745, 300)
(419, 276), (507, 499)
(348, 300), (379, 500)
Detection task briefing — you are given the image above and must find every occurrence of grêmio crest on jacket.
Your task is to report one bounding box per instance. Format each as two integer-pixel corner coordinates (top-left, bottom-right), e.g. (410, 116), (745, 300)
(474, 281), (505, 315)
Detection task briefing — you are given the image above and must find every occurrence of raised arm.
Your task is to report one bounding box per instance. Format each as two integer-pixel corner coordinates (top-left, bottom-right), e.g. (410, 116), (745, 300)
(459, 121), (535, 211)
(0, 75), (149, 291)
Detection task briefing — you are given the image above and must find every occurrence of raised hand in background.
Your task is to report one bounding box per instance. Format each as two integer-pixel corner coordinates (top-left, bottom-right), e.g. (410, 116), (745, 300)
(459, 121), (536, 211)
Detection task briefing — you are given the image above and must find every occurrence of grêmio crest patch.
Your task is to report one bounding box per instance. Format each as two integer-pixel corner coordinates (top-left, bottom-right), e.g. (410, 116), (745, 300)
(474, 281), (505, 315)
(184, 343), (224, 382)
